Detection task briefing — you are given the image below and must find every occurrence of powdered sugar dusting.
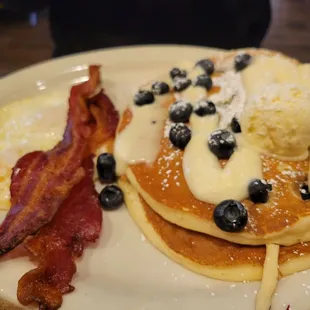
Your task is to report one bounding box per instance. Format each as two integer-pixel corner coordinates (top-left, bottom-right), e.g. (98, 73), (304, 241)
(194, 99), (209, 110)
(208, 70), (246, 129)
(157, 146), (182, 191)
(244, 153), (309, 235)
(164, 119), (173, 138)
(169, 100), (191, 113)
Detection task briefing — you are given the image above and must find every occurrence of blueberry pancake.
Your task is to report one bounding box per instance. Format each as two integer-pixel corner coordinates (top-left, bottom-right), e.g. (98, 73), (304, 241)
(114, 49), (310, 247)
(119, 178), (310, 283)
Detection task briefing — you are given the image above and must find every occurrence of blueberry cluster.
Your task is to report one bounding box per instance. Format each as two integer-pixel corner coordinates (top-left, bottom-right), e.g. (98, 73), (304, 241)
(133, 53), (252, 106)
(170, 67), (187, 79)
(168, 110), (191, 149)
(168, 99), (218, 150)
(170, 59), (216, 94)
(213, 178), (273, 233)
(134, 81), (170, 106)
(169, 67), (188, 89)
(167, 68), (192, 149)
(168, 100), (193, 149)
(168, 67), (191, 92)
(194, 59), (214, 90)
(96, 153), (124, 211)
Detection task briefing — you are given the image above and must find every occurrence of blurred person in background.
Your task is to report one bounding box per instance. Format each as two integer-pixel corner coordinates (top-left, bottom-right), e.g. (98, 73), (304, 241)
(4, 0), (271, 57)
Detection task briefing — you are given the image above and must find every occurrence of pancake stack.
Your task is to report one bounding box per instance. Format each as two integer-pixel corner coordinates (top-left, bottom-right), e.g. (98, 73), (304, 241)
(114, 49), (310, 310)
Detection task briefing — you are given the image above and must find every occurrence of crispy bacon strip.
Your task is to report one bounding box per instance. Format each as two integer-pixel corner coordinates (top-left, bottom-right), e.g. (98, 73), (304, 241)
(4, 66), (118, 309)
(17, 156), (102, 310)
(0, 66), (118, 255)
(88, 90), (119, 153)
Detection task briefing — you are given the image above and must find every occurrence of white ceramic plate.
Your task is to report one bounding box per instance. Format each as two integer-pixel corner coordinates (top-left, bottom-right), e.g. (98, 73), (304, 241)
(0, 45), (309, 310)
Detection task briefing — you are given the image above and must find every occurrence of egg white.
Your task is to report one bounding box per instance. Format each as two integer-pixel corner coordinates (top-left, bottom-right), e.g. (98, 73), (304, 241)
(0, 92), (68, 210)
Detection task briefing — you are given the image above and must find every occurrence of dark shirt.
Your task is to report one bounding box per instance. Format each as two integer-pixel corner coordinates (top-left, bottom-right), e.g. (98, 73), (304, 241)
(47, 0), (271, 57)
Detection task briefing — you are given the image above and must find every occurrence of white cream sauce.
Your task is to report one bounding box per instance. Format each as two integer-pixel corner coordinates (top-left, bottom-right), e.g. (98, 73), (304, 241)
(114, 63), (202, 176)
(256, 244), (280, 310)
(214, 56), (234, 72)
(116, 58), (264, 204)
(183, 114), (263, 205)
(114, 95), (170, 175)
(173, 65), (262, 204)
(174, 66), (206, 102)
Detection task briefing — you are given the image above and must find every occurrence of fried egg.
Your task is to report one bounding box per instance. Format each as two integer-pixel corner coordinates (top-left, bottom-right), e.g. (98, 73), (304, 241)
(0, 92), (68, 210)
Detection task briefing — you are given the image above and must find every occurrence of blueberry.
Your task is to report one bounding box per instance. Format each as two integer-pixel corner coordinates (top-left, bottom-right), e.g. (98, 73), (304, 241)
(99, 185), (124, 211)
(96, 153), (116, 183)
(173, 77), (192, 92)
(134, 90), (155, 106)
(213, 200), (248, 232)
(196, 59), (215, 75)
(248, 179), (272, 203)
(169, 123), (191, 150)
(170, 67), (187, 80)
(235, 54), (252, 71)
(152, 81), (170, 95)
(231, 117), (241, 133)
(169, 101), (193, 123)
(194, 100), (216, 116)
(299, 184), (310, 200)
(208, 130), (236, 159)
(193, 74), (213, 91)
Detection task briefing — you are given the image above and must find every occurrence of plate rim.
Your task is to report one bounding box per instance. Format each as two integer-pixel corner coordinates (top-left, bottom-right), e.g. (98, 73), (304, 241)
(0, 44), (223, 84)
